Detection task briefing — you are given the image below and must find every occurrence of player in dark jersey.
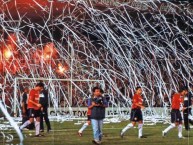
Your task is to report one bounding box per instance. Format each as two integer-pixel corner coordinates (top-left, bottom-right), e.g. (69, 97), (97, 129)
(21, 87), (29, 127)
(78, 97), (92, 137)
(39, 88), (51, 133)
(162, 87), (188, 138)
(120, 86), (145, 138)
(183, 85), (193, 130)
(19, 82), (44, 137)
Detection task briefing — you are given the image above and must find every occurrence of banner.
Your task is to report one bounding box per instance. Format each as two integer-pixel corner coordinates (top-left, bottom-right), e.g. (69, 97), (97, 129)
(48, 107), (172, 117)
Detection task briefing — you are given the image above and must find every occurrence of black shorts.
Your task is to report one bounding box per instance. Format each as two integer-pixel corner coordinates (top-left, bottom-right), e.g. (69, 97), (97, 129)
(171, 109), (182, 123)
(87, 115), (91, 121)
(28, 108), (41, 118)
(130, 109), (143, 122)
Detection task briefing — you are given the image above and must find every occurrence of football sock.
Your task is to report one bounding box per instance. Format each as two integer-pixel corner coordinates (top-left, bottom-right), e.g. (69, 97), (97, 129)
(20, 120), (31, 130)
(79, 122), (89, 133)
(178, 124), (182, 138)
(35, 121), (40, 135)
(163, 123), (175, 133)
(138, 123), (143, 137)
(121, 123), (133, 134)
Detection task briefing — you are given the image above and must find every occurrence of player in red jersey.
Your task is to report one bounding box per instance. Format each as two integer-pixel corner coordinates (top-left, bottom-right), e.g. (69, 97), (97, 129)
(120, 86), (145, 138)
(162, 87), (188, 139)
(78, 97), (92, 137)
(20, 82), (44, 137)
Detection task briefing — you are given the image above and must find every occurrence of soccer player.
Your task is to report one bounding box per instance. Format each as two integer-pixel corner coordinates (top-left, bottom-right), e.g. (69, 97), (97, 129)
(21, 87), (29, 128)
(78, 97), (92, 137)
(19, 82), (44, 137)
(162, 87), (188, 138)
(39, 88), (51, 133)
(183, 85), (193, 130)
(120, 86), (145, 138)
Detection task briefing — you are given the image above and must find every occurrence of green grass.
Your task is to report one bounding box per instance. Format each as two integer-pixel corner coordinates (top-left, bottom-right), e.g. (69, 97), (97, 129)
(1, 121), (193, 145)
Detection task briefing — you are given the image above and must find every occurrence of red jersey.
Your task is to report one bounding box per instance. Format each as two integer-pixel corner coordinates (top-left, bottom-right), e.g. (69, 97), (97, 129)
(171, 93), (183, 110)
(132, 94), (143, 109)
(27, 89), (40, 110)
(87, 108), (91, 116)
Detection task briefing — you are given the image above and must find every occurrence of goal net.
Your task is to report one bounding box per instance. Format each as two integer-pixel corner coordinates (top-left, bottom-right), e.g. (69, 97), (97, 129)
(13, 77), (105, 121)
(13, 77), (173, 124)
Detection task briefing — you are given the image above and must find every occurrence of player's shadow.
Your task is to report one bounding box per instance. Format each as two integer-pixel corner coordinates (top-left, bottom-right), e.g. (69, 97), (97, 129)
(183, 135), (192, 138)
(143, 133), (156, 138)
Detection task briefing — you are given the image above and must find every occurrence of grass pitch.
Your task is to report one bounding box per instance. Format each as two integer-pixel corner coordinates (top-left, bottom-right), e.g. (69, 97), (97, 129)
(1, 121), (193, 145)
